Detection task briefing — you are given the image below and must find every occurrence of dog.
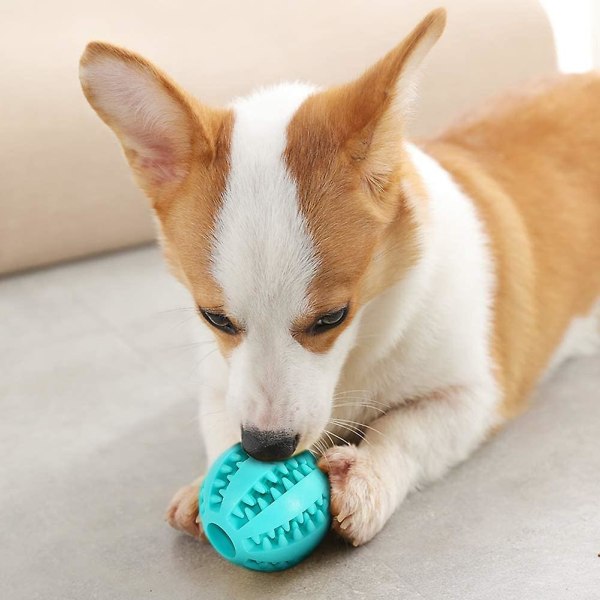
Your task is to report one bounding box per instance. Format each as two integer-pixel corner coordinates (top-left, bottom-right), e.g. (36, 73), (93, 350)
(79, 8), (600, 547)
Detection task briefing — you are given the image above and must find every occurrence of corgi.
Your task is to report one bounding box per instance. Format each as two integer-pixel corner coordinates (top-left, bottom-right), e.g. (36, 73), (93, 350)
(79, 8), (600, 547)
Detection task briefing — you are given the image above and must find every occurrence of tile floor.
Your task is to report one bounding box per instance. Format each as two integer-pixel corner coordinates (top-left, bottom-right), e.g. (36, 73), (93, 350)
(1, 245), (599, 599)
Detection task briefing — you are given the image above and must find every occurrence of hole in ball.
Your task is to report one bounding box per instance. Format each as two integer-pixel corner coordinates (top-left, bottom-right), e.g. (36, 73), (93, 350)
(206, 523), (236, 559)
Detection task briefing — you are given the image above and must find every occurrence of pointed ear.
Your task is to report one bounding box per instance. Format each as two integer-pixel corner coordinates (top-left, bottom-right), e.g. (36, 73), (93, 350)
(79, 42), (223, 204)
(322, 9), (446, 197)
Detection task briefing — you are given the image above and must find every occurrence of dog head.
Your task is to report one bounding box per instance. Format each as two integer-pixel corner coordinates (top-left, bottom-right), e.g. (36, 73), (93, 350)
(79, 9), (445, 460)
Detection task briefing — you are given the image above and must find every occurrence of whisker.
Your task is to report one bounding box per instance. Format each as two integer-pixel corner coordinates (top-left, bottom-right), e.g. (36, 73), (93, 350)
(331, 397), (375, 406)
(332, 417), (384, 436)
(334, 397), (392, 409)
(330, 419), (364, 437)
(329, 420), (372, 446)
(312, 444), (322, 459)
(171, 313), (202, 331)
(332, 392), (393, 410)
(323, 429), (352, 447)
(322, 430), (336, 450)
(331, 400), (377, 408)
(196, 347), (220, 367)
(331, 394), (375, 402)
(332, 399), (391, 410)
(332, 389), (371, 398)
(311, 438), (327, 462)
(332, 402), (386, 415)
(315, 440), (329, 467)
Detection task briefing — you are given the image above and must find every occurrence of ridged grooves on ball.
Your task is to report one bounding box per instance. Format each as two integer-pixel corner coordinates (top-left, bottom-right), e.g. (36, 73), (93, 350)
(200, 445), (330, 571)
(207, 449), (248, 511)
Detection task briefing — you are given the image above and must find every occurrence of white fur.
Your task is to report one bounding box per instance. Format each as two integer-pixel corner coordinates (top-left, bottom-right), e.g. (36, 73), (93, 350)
(209, 84), (362, 449)
(211, 83), (318, 323)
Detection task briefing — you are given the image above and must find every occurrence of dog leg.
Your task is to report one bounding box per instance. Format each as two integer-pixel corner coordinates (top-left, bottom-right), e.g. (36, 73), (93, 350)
(320, 384), (498, 546)
(165, 475), (206, 538)
(166, 381), (239, 538)
(165, 411), (238, 537)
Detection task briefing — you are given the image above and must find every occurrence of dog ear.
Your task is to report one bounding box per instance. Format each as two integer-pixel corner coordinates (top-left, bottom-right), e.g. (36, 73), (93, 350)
(320, 9), (446, 200)
(79, 42), (224, 205)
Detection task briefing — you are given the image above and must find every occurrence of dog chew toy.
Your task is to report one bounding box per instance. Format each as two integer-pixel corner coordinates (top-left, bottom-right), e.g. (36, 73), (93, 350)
(199, 443), (331, 571)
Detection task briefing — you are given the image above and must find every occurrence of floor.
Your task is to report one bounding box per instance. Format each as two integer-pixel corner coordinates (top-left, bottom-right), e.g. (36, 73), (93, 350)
(1, 245), (599, 600)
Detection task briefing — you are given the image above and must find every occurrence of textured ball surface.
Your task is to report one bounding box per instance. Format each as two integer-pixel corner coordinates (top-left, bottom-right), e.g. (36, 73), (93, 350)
(199, 443), (330, 571)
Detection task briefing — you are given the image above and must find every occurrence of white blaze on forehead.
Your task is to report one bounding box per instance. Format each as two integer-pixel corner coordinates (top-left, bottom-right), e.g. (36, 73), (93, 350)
(211, 83), (319, 328)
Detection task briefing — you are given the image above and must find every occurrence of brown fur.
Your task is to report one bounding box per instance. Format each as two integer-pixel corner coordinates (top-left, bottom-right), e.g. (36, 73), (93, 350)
(80, 42), (241, 355)
(422, 74), (600, 417)
(284, 10), (445, 353)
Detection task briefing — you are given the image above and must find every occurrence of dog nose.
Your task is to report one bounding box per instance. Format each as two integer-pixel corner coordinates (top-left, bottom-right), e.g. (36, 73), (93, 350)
(241, 427), (299, 461)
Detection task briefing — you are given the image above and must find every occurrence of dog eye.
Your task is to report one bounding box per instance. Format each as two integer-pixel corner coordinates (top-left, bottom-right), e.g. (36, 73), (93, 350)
(311, 306), (348, 334)
(199, 309), (237, 335)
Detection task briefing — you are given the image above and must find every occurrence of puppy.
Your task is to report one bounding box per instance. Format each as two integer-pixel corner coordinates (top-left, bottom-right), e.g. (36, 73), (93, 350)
(79, 8), (600, 546)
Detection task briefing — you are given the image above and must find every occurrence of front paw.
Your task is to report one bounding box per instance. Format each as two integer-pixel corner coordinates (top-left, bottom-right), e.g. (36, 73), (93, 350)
(165, 480), (206, 540)
(319, 445), (391, 547)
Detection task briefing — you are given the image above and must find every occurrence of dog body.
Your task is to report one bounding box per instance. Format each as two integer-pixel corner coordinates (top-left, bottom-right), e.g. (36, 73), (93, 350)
(80, 10), (600, 546)
(194, 136), (501, 544)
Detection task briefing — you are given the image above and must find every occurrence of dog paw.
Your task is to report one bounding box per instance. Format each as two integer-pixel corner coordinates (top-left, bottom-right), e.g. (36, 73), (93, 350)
(165, 481), (206, 540)
(319, 445), (389, 547)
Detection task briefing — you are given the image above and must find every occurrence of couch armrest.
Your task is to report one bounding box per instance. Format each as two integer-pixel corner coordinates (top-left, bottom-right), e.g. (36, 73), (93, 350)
(0, 0), (556, 275)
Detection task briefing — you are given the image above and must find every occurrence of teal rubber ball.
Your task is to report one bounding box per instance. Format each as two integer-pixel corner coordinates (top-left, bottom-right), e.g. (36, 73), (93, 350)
(199, 443), (331, 572)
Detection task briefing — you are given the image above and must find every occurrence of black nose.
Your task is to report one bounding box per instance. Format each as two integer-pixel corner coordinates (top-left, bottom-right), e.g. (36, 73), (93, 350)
(241, 427), (299, 461)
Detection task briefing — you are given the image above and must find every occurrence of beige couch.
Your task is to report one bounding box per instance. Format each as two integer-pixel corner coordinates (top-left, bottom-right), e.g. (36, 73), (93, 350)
(0, 0), (556, 275)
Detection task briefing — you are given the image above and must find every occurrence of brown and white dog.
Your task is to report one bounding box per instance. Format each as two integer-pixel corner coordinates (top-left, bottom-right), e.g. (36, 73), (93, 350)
(79, 9), (600, 547)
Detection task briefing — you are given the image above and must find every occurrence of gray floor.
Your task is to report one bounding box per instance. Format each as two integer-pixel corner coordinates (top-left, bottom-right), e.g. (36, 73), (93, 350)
(1, 245), (599, 600)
